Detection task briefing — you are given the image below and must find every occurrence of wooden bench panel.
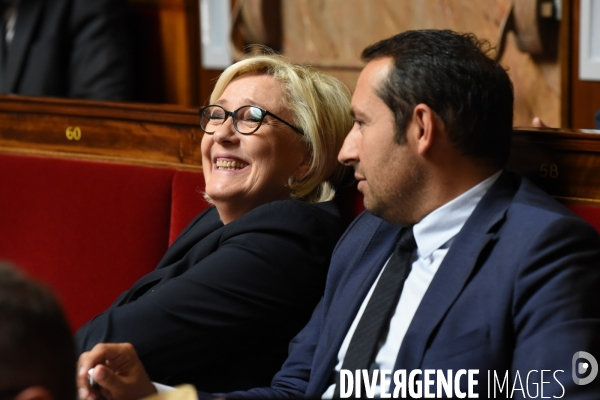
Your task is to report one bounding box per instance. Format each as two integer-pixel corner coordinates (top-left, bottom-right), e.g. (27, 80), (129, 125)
(508, 128), (600, 204)
(0, 95), (204, 168)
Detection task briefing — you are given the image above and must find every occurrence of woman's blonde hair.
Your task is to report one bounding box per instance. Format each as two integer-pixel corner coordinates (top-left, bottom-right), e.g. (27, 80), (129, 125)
(208, 53), (352, 203)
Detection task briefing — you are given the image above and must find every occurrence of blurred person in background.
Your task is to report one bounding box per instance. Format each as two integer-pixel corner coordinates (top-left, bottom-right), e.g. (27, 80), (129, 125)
(0, 262), (76, 400)
(0, 0), (132, 100)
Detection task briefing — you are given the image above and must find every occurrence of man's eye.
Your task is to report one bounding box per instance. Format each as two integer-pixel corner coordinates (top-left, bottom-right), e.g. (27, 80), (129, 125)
(209, 113), (225, 120)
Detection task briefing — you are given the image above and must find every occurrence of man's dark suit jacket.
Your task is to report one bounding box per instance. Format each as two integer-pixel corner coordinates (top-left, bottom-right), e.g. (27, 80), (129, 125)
(227, 172), (600, 399)
(76, 199), (344, 392)
(0, 0), (132, 100)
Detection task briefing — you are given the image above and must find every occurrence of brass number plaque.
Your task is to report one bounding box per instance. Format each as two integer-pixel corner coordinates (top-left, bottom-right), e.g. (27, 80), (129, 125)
(540, 163), (559, 179)
(66, 126), (82, 141)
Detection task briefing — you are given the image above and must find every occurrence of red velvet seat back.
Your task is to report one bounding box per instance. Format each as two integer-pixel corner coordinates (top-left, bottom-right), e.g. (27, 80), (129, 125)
(0, 154), (177, 329)
(170, 170), (209, 245)
(1, 151), (368, 330)
(335, 184), (365, 227)
(566, 204), (600, 234)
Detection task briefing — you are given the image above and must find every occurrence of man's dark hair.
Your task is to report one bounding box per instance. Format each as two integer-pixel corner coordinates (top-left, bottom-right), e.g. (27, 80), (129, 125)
(362, 29), (514, 168)
(0, 263), (76, 400)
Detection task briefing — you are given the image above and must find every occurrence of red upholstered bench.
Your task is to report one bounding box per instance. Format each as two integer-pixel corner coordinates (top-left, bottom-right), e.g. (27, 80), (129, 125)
(335, 184), (365, 227)
(6, 147), (600, 336)
(0, 151), (365, 330)
(169, 169), (209, 245)
(0, 153), (208, 330)
(566, 204), (600, 234)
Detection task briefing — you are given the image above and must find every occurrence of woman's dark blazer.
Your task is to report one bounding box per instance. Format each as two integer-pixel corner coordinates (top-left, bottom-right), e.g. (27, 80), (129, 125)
(75, 199), (344, 392)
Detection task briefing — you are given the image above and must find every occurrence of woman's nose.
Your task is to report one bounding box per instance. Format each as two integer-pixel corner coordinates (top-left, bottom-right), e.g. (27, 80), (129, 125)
(213, 117), (239, 145)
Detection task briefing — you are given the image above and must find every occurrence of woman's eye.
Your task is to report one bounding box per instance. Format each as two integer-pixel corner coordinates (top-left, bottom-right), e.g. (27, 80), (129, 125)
(241, 114), (261, 123)
(242, 107), (263, 123)
(249, 107), (263, 119)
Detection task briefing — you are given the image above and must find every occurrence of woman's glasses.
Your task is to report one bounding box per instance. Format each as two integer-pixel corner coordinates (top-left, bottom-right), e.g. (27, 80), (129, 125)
(199, 105), (304, 136)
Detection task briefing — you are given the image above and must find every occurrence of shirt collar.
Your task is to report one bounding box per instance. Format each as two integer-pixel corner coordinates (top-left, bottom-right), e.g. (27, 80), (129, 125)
(413, 170), (502, 258)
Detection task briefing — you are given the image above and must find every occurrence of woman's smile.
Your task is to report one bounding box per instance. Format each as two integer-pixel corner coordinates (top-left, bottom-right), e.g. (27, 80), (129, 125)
(213, 157), (250, 171)
(201, 73), (308, 224)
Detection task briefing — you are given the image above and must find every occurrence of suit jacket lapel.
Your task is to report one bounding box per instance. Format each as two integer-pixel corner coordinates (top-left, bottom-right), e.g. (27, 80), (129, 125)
(309, 216), (402, 393)
(394, 171), (518, 372)
(3, 0), (42, 92)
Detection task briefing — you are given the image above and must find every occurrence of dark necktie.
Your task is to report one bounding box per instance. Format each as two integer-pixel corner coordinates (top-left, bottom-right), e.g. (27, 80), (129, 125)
(334, 227), (417, 397)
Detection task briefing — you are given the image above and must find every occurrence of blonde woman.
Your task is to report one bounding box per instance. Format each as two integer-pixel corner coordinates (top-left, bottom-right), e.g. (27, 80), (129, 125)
(75, 54), (352, 393)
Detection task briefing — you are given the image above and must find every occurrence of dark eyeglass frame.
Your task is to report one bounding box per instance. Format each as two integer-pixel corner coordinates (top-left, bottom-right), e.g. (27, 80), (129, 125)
(199, 105), (305, 136)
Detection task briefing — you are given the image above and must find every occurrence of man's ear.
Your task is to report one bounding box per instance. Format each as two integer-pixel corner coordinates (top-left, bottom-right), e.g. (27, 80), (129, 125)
(411, 103), (440, 156)
(14, 386), (54, 400)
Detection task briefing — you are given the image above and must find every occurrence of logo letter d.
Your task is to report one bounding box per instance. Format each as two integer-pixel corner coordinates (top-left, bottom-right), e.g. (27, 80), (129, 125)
(572, 351), (598, 385)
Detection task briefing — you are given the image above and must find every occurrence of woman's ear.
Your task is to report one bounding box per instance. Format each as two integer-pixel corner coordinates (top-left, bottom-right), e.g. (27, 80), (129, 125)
(294, 144), (313, 181)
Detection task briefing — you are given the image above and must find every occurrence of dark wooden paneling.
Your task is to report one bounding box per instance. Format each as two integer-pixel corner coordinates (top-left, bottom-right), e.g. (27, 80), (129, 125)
(0, 96), (203, 169)
(3, 97), (600, 205)
(127, 0), (199, 106)
(508, 127), (600, 203)
(199, 69), (223, 107)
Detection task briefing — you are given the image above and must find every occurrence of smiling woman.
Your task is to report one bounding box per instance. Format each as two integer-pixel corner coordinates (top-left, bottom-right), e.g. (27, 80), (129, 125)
(75, 53), (353, 395)
(201, 73), (310, 224)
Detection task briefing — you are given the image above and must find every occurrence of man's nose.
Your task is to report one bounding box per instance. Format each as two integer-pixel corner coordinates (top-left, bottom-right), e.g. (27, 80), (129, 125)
(338, 127), (360, 166)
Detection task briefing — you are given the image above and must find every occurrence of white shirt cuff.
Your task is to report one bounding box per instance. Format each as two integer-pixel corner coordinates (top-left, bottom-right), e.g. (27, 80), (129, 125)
(153, 382), (176, 393)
